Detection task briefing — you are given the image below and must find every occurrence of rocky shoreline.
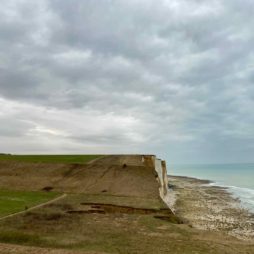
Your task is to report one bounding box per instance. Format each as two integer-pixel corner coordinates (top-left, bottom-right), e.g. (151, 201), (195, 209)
(167, 175), (254, 241)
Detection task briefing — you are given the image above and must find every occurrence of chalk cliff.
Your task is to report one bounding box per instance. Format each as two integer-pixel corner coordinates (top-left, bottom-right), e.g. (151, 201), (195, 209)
(151, 156), (173, 212)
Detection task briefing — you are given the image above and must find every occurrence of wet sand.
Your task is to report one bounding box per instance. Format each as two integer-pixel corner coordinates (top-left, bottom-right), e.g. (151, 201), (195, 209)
(168, 175), (254, 241)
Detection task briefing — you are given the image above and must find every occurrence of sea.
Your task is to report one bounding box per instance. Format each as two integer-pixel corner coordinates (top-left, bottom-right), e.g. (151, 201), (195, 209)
(169, 163), (254, 213)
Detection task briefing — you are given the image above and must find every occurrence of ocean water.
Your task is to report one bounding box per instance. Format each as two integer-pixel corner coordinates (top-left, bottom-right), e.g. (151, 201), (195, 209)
(169, 163), (254, 212)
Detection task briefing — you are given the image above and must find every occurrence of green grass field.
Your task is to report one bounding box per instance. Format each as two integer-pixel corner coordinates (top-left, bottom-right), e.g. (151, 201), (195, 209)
(0, 155), (102, 164)
(0, 190), (59, 217)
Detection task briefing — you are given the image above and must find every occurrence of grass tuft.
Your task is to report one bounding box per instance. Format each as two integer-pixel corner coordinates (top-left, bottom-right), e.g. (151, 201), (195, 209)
(0, 231), (43, 245)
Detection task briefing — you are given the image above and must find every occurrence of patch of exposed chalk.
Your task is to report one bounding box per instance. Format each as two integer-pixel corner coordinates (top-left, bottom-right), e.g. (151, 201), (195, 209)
(153, 157), (175, 213)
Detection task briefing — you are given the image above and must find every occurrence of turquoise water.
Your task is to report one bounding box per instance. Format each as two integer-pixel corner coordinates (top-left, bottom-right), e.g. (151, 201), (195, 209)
(170, 163), (254, 212)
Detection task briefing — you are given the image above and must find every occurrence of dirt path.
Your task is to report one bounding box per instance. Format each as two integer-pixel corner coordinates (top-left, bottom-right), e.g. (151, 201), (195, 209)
(87, 156), (106, 165)
(0, 193), (67, 221)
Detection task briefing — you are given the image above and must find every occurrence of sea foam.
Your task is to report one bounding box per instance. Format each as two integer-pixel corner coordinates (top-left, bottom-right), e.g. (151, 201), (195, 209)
(209, 182), (254, 213)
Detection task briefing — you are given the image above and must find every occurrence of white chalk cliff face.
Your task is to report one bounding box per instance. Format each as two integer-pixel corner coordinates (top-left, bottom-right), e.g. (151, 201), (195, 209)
(153, 156), (174, 212)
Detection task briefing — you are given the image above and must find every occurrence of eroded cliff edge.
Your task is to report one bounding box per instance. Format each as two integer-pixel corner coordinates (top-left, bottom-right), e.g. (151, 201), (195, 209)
(151, 156), (174, 212)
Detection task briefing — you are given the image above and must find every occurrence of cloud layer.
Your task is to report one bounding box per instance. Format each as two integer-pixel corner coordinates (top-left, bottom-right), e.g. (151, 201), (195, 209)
(1, 0), (254, 163)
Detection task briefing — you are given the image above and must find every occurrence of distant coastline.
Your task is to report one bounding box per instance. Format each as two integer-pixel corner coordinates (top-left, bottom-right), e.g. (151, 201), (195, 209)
(167, 175), (254, 241)
(170, 163), (254, 213)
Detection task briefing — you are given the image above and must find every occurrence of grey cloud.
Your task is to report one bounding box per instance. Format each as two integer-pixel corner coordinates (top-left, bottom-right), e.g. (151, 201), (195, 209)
(0, 0), (254, 162)
(0, 116), (34, 137)
(70, 133), (134, 145)
(0, 69), (41, 99)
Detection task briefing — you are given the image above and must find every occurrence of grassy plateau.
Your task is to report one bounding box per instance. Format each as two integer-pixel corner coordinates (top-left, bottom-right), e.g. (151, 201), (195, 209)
(0, 190), (59, 218)
(0, 154), (102, 164)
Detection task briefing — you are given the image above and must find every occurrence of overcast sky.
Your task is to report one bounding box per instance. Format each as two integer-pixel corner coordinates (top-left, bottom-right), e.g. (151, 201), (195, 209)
(0, 0), (254, 163)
